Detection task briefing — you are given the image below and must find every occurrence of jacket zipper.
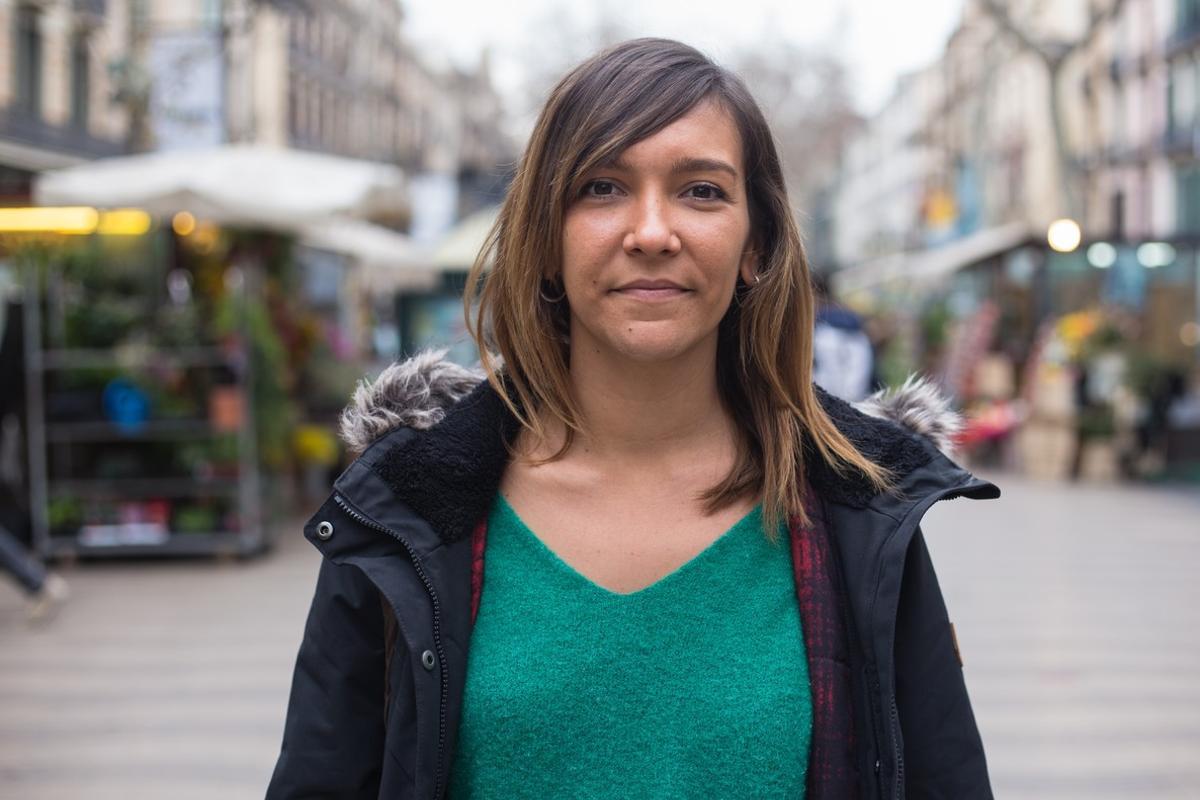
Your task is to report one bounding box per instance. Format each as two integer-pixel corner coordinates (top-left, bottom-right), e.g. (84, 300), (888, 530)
(890, 694), (904, 799)
(864, 665), (887, 800)
(333, 493), (449, 800)
(881, 481), (987, 799)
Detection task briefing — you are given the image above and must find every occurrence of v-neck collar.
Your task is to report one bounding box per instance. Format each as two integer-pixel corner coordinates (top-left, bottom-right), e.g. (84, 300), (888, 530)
(492, 493), (765, 599)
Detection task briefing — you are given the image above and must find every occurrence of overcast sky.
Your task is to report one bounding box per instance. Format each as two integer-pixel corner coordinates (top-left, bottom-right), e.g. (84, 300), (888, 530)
(403, 0), (965, 116)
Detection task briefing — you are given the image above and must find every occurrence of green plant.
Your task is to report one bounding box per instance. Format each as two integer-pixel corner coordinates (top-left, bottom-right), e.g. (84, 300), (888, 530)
(919, 301), (952, 351)
(172, 503), (221, 534)
(47, 496), (83, 531)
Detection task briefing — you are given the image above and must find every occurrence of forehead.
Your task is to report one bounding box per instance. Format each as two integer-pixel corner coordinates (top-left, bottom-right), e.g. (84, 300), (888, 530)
(605, 100), (744, 176)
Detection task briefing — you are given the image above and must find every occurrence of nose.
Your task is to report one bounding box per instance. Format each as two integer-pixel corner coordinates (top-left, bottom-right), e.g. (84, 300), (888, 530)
(623, 194), (681, 256)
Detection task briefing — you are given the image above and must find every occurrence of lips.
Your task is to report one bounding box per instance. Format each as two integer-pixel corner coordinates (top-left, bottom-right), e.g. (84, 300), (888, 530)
(617, 280), (685, 290)
(613, 281), (690, 302)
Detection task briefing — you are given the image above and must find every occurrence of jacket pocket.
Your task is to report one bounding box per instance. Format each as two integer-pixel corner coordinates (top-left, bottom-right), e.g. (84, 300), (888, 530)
(383, 634), (419, 796)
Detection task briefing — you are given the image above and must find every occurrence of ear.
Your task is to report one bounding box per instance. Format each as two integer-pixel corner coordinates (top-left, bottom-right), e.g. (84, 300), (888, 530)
(738, 244), (759, 286)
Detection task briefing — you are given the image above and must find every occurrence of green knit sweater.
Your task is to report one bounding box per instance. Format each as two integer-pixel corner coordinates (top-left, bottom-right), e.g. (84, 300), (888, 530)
(447, 494), (812, 799)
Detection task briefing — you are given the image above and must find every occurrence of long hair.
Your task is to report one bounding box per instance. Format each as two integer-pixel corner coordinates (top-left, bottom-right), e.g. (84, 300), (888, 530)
(465, 38), (891, 535)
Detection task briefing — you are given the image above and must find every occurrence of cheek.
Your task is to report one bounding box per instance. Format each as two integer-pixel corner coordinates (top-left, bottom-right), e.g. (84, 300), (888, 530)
(562, 213), (623, 282)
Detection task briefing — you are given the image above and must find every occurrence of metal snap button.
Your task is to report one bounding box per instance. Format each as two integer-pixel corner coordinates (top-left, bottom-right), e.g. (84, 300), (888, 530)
(421, 650), (436, 671)
(316, 521), (334, 540)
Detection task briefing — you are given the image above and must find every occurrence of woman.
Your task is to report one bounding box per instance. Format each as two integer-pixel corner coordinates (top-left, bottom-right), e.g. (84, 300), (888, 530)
(268, 38), (998, 799)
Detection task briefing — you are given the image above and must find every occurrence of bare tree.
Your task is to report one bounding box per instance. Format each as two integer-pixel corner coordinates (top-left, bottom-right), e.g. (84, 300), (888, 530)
(732, 43), (861, 211)
(976, 0), (1131, 220)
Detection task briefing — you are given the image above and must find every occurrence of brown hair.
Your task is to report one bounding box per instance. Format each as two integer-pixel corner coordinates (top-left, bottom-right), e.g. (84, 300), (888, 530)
(465, 37), (891, 535)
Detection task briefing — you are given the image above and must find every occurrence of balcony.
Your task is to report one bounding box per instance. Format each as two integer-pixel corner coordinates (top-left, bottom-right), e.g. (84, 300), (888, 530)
(72, 0), (106, 18)
(1161, 125), (1200, 159)
(0, 107), (125, 163)
(1166, 17), (1200, 58)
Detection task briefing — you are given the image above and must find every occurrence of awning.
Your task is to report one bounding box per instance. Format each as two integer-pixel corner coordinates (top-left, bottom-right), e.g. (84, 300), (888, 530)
(299, 218), (439, 293)
(431, 205), (500, 271)
(33, 144), (408, 232)
(834, 222), (1032, 296)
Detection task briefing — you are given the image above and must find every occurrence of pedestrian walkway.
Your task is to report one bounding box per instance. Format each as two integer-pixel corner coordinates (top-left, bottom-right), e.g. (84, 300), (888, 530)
(926, 474), (1200, 800)
(1, 477), (1198, 799)
(0, 518), (319, 800)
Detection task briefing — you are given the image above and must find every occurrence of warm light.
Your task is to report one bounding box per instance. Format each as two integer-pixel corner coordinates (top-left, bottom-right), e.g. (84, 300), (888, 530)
(1086, 242), (1117, 268)
(1136, 242), (1176, 268)
(0, 206), (99, 233)
(189, 222), (220, 253)
(1047, 219), (1082, 253)
(1182, 322), (1200, 348)
(172, 211), (196, 236)
(97, 209), (151, 236)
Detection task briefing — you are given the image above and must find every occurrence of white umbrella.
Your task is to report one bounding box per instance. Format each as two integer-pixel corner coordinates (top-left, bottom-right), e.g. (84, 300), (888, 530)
(431, 205), (500, 270)
(33, 144), (408, 232)
(300, 217), (438, 293)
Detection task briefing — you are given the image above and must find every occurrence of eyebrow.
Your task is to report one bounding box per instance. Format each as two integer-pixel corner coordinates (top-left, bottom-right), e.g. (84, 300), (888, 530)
(597, 155), (740, 179)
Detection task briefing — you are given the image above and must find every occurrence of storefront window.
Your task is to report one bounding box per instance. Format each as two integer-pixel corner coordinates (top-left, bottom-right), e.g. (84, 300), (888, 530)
(1180, 0), (1200, 34)
(15, 5), (42, 117)
(1176, 167), (1200, 233)
(70, 31), (90, 130)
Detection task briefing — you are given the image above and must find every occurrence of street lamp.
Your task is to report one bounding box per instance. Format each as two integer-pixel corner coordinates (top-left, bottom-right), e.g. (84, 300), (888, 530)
(1047, 219), (1082, 253)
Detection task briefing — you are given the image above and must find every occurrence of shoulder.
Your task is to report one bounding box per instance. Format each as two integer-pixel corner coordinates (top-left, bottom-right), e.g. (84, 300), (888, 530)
(809, 377), (966, 508)
(339, 349), (488, 457)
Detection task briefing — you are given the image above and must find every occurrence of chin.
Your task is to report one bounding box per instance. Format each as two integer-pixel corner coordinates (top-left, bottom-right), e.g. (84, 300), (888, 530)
(604, 327), (709, 364)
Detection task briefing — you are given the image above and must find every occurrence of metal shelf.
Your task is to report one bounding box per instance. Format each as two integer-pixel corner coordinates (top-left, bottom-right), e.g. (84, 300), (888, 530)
(38, 346), (234, 371)
(45, 531), (262, 559)
(48, 477), (240, 498)
(22, 242), (268, 561)
(44, 419), (232, 442)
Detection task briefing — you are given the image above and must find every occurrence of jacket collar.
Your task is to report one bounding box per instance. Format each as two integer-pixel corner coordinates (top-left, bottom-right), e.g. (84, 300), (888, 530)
(333, 352), (995, 554)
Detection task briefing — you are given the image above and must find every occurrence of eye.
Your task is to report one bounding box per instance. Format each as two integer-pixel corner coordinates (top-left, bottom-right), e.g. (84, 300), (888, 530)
(581, 180), (621, 198)
(686, 183), (727, 201)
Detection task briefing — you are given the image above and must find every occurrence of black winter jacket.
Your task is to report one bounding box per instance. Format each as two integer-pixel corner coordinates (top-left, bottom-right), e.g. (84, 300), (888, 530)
(267, 355), (999, 799)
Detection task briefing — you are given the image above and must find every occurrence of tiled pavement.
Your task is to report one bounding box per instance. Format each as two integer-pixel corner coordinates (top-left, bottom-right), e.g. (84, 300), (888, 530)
(1, 475), (1198, 799)
(0, 518), (319, 800)
(925, 474), (1200, 799)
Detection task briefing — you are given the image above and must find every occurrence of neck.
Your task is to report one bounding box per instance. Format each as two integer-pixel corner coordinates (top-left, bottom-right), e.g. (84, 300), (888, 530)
(556, 336), (737, 464)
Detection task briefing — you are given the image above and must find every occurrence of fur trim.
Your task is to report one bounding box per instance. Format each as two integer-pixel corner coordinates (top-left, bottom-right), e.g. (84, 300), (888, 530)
(346, 354), (968, 540)
(856, 375), (962, 456)
(341, 353), (961, 457)
(339, 349), (484, 454)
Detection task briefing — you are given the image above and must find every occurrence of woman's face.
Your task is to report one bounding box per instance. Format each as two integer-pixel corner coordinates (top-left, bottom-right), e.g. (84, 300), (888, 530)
(560, 99), (756, 367)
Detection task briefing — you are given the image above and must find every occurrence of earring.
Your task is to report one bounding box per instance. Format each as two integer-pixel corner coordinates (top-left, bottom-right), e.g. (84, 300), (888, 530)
(539, 279), (566, 303)
(754, 274), (761, 284)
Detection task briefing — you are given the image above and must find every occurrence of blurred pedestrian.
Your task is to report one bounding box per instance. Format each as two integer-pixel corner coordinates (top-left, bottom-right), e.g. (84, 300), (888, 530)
(270, 38), (998, 800)
(0, 522), (69, 623)
(812, 271), (876, 402)
(0, 296), (68, 623)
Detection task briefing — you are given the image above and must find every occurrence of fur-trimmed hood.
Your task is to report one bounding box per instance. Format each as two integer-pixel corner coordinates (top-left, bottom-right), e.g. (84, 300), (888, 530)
(339, 350), (963, 457)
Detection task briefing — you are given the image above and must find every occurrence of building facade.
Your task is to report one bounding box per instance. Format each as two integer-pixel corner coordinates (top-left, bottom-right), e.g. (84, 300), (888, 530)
(1164, 0), (1200, 234)
(135, 0), (512, 225)
(0, 0), (130, 203)
(831, 0), (1184, 267)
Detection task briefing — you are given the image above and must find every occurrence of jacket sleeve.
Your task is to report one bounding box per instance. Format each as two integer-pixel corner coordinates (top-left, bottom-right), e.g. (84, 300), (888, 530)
(894, 528), (994, 799)
(267, 557), (387, 799)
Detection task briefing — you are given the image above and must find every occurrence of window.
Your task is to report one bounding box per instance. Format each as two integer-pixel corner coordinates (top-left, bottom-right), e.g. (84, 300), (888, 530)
(1175, 166), (1200, 233)
(1179, 0), (1200, 34)
(70, 32), (90, 129)
(1168, 70), (1176, 137)
(14, 5), (42, 116)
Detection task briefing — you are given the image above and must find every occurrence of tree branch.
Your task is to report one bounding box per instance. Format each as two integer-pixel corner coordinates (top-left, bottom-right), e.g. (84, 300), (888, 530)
(1075, 0), (1132, 58)
(977, 0), (1055, 68)
(977, 0), (1130, 70)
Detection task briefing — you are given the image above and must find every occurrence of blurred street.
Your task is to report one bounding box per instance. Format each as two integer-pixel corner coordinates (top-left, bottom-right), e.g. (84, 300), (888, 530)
(927, 473), (1200, 799)
(0, 516), (317, 800)
(0, 476), (1196, 799)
